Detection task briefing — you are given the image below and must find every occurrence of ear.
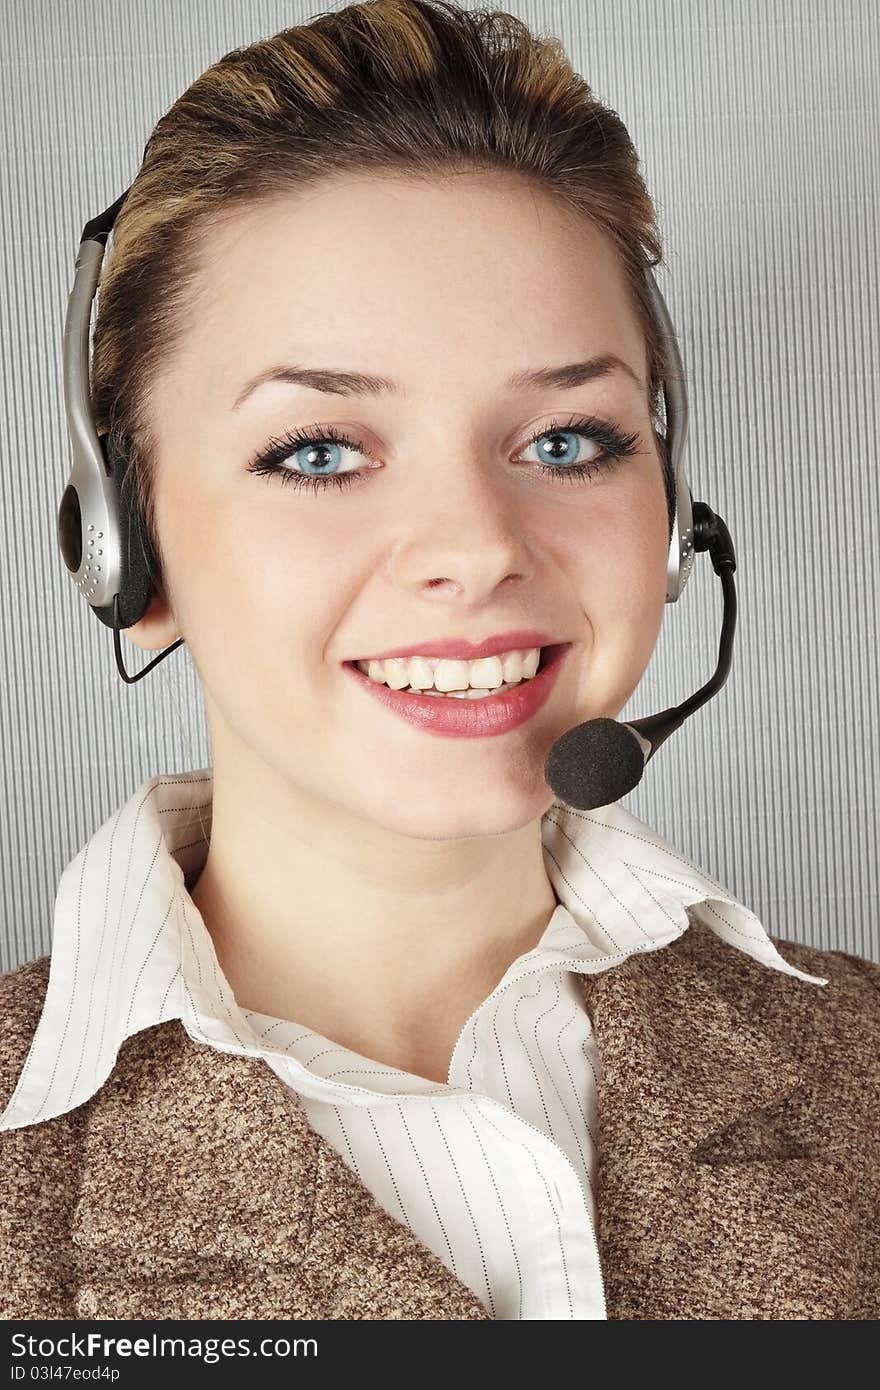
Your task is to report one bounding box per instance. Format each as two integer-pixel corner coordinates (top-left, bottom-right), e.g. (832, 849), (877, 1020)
(121, 585), (181, 653)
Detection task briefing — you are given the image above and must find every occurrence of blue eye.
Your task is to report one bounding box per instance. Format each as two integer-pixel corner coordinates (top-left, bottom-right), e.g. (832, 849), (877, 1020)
(246, 424), (366, 493)
(516, 417), (640, 482)
(245, 414), (641, 495)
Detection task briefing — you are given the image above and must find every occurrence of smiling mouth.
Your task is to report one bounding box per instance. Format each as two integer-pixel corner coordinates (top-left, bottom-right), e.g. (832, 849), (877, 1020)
(340, 640), (572, 736)
(343, 643), (567, 691)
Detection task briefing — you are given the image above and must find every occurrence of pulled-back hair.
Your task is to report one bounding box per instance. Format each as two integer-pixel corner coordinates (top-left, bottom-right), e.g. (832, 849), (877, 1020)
(90, 0), (677, 588)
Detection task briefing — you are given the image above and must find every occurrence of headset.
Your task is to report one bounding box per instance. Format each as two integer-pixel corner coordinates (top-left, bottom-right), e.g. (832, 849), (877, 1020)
(58, 186), (736, 808)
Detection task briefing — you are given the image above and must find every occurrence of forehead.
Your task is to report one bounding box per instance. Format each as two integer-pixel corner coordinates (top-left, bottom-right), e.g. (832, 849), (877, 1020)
(167, 172), (647, 406)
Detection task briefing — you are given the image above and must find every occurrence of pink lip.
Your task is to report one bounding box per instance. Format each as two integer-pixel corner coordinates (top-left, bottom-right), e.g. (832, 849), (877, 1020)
(342, 643), (572, 738)
(351, 629), (562, 663)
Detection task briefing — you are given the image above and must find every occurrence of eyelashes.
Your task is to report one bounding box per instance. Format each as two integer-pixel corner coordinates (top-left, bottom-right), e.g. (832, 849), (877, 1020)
(245, 413), (642, 496)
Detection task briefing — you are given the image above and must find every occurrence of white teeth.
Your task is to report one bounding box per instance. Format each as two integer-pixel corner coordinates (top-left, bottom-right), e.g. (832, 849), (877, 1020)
(418, 685), (518, 699)
(356, 646), (544, 692)
(501, 649), (534, 684)
(407, 656), (440, 689)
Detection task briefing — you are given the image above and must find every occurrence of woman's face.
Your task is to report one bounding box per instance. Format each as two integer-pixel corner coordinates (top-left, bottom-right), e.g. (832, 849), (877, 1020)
(131, 171), (671, 840)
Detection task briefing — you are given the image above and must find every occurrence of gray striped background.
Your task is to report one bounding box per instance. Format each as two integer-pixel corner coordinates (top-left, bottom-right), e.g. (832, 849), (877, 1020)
(1, 0), (877, 972)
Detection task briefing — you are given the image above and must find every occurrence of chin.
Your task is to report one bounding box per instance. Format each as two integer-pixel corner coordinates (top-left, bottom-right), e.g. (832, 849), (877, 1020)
(361, 782), (552, 842)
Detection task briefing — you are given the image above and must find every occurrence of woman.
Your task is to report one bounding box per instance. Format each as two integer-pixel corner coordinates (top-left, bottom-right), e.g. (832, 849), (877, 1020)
(1, 0), (877, 1321)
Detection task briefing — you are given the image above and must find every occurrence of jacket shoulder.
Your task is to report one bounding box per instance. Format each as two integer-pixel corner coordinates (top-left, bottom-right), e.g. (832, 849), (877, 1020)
(0, 953), (52, 1109)
(681, 911), (880, 1000)
(680, 916), (880, 1071)
(0, 953), (88, 1318)
(770, 933), (880, 1050)
(769, 931), (880, 997)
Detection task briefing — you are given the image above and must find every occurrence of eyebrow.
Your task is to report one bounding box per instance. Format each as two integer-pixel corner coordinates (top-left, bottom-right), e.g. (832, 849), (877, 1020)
(231, 353), (644, 410)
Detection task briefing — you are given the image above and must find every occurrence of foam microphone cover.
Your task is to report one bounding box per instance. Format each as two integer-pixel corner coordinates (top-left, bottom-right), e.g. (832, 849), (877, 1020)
(543, 717), (648, 810)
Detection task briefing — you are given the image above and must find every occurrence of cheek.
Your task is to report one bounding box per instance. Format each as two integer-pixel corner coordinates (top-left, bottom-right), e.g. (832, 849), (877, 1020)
(611, 494), (669, 650)
(158, 471), (347, 634)
(551, 487), (669, 714)
(560, 482), (669, 614)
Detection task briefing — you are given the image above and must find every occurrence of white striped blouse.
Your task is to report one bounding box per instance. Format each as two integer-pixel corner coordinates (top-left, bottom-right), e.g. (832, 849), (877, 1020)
(0, 768), (827, 1319)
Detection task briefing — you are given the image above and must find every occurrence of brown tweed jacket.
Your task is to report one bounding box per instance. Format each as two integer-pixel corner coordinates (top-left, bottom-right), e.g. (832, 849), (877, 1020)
(1, 918), (878, 1320)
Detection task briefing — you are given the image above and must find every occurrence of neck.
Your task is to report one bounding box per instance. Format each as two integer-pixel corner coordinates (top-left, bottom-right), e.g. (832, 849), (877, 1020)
(189, 762), (560, 1080)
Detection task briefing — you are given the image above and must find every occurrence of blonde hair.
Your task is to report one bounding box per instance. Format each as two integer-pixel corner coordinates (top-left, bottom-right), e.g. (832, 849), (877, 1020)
(90, 0), (677, 589)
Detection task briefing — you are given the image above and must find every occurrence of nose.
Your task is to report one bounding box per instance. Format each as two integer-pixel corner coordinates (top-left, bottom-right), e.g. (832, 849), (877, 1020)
(385, 452), (537, 602)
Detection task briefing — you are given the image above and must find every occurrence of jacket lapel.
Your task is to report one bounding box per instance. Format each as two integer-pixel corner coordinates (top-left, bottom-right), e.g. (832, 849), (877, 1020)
(70, 1021), (491, 1320)
(578, 918), (862, 1318)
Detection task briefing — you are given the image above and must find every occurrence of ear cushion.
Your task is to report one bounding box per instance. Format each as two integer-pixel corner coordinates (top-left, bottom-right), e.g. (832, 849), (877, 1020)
(89, 433), (159, 631)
